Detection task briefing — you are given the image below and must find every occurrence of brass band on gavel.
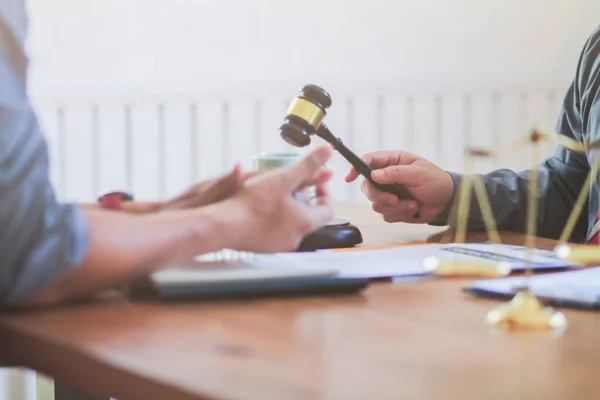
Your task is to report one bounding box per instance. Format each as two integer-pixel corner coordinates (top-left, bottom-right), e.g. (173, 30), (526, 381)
(287, 97), (326, 128)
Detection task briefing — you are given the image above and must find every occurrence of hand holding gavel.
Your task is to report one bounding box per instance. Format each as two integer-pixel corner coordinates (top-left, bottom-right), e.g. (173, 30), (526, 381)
(278, 84), (421, 219)
(344, 150), (455, 224)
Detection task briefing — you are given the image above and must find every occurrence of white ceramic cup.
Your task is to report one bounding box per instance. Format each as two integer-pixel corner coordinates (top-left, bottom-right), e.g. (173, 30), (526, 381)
(251, 152), (302, 171)
(252, 152), (319, 203)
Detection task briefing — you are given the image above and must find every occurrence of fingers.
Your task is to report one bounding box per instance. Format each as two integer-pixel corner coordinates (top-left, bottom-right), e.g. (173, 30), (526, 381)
(164, 166), (243, 211)
(229, 163), (242, 178)
(294, 180), (333, 232)
(204, 165), (242, 199)
(359, 178), (420, 222)
(311, 182), (330, 206)
(361, 179), (401, 205)
(298, 169), (333, 189)
(221, 163), (242, 186)
(385, 207), (440, 224)
(344, 167), (360, 183)
(284, 145), (333, 188)
(345, 151), (417, 183)
(243, 164), (331, 187)
(240, 170), (263, 181)
(372, 200), (419, 218)
(344, 153), (372, 183)
(372, 202), (441, 224)
(366, 150), (418, 169)
(381, 212), (418, 223)
(371, 165), (427, 186)
(192, 178), (238, 207)
(298, 194), (334, 230)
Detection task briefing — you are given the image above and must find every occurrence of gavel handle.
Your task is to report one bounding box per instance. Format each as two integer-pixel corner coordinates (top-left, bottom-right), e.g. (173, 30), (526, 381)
(316, 125), (420, 219)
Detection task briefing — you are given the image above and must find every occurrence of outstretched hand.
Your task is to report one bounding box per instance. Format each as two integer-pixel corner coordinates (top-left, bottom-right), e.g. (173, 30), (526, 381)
(160, 165), (248, 212)
(223, 145), (335, 253)
(345, 150), (454, 223)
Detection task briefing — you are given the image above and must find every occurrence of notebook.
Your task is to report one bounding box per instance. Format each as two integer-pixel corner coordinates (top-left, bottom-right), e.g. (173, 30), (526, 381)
(465, 267), (600, 310)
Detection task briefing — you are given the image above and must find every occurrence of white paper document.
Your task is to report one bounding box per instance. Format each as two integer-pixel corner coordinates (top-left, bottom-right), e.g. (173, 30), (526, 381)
(468, 267), (600, 309)
(262, 243), (576, 279)
(158, 253), (338, 284)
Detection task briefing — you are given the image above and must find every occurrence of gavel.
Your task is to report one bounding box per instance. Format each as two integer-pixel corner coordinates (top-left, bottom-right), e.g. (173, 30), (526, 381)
(279, 84), (420, 219)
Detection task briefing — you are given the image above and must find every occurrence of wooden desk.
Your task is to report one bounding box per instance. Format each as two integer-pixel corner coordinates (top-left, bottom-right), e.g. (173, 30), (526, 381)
(1, 202), (600, 400)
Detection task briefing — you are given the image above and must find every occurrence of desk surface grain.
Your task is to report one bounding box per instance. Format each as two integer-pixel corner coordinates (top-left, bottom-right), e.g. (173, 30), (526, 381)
(1, 202), (600, 400)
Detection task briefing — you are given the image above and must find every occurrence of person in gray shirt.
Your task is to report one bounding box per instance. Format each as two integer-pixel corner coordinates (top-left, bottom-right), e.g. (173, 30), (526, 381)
(347, 24), (600, 244)
(0, 0), (335, 307)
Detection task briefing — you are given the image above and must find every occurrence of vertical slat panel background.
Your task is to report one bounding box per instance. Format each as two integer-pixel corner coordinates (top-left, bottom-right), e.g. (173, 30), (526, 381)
(412, 95), (438, 163)
(350, 96), (380, 204)
(525, 92), (554, 168)
(439, 94), (466, 173)
(97, 104), (128, 196)
(130, 104), (161, 200)
(494, 92), (522, 172)
(163, 102), (194, 198)
(380, 95), (410, 155)
(258, 98), (290, 154)
(32, 89), (564, 205)
(468, 94), (495, 174)
(229, 100), (260, 171)
(322, 94), (351, 202)
(197, 102), (226, 180)
(63, 105), (95, 201)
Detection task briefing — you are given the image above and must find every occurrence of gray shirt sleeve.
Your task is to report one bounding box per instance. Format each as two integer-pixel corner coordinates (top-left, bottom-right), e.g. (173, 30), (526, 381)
(430, 27), (598, 243)
(0, 0), (90, 305)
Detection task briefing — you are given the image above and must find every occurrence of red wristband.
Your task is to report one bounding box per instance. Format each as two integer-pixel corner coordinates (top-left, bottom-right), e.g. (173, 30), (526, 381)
(98, 191), (134, 211)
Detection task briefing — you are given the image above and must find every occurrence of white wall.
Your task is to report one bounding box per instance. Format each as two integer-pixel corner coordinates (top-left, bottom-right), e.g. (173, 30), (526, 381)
(21, 0), (600, 206)
(4, 1), (600, 399)
(21, 0), (600, 203)
(25, 0), (600, 99)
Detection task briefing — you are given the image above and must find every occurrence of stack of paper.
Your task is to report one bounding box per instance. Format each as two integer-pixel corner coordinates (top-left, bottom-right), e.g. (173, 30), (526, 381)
(467, 267), (600, 309)
(261, 243), (576, 279)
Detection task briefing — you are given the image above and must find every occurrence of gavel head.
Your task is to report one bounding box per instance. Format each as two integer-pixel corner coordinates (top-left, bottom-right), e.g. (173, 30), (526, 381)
(279, 84), (332, 147)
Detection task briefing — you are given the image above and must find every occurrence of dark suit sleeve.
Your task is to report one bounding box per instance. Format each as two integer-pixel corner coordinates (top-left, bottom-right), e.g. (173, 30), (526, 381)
(430, 28), (599, 242)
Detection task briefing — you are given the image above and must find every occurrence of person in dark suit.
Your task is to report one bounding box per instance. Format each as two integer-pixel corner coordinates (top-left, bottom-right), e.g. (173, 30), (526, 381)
(347, 25), (600, 244)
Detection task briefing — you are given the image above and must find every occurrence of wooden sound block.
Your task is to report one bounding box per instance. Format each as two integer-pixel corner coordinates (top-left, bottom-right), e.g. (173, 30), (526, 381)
(297, 218), (363, 252)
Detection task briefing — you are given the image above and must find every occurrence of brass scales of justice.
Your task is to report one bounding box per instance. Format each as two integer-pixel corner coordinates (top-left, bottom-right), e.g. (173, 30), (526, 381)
(279, 84), (600, 332)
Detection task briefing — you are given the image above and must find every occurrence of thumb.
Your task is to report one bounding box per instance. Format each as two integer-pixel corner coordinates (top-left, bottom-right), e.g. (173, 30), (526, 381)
(371, 165), (427, 186)
(302, 200), (334, 231)
(217, 163), (242, 187)
(297, 186), (334, 230)
(229, 163), (242, 180)
(283, 145), (333, 188)
(240, 169), (263, 181)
